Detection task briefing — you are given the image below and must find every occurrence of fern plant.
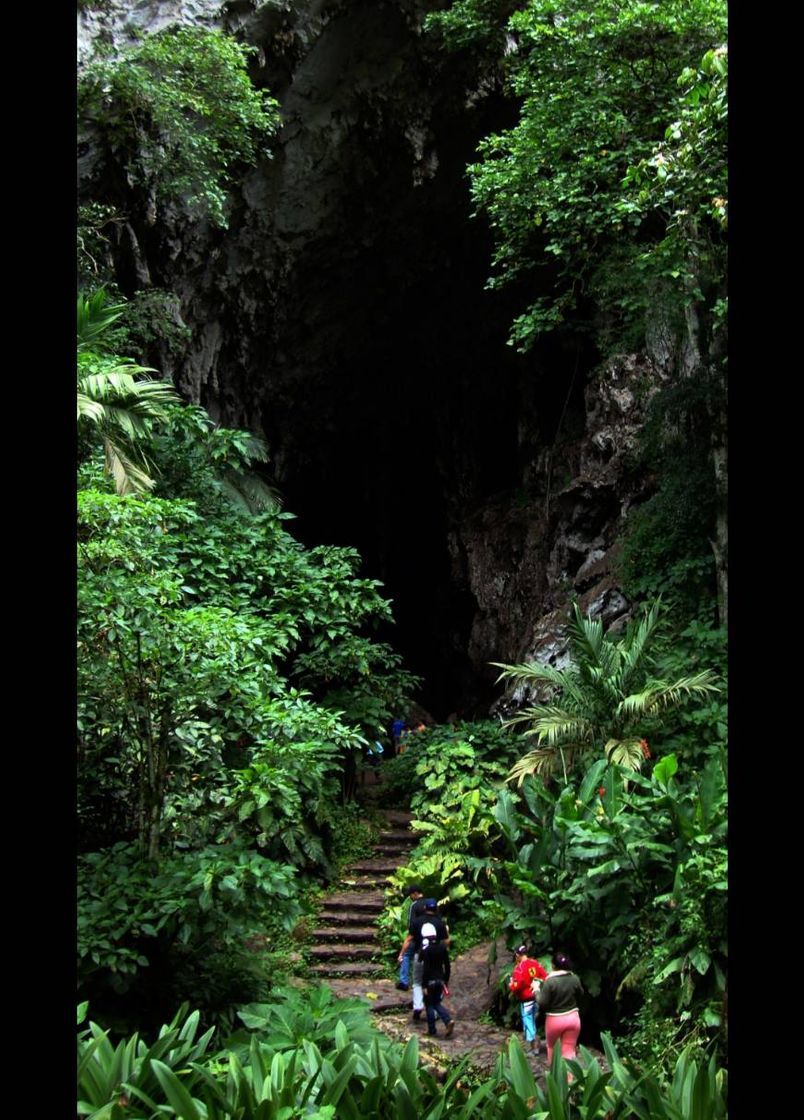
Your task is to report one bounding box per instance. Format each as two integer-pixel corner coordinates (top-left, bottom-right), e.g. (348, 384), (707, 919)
(494, 600), (719, 784)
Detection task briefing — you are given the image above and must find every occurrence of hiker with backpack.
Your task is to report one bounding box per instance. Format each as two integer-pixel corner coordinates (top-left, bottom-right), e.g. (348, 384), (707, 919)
(401, 898), (450, 1022)
(420, 920), (455, 1037)
(509, 943), (548, 1056)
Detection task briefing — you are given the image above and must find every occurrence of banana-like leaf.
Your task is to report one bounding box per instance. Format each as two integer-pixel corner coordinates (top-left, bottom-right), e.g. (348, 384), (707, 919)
(507, 1037), (537, 1099)
(579, 758), (609, 803)
(151, 1059), (203, 1120)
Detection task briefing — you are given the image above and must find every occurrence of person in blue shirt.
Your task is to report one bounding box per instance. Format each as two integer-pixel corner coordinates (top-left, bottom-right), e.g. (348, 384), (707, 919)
(396, 884), (425, 990)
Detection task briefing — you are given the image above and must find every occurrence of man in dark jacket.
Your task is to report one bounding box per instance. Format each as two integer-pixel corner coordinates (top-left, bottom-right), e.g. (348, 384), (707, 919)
(420, 922), (454, 1037)
(396, 885), (425, 990)
(401, 899), (450, 1021)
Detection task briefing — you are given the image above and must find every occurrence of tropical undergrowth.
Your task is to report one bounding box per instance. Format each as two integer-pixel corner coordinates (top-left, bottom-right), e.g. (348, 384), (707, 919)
(78, 990), (727, 1119)
(77, 295), (419, 1034)
(375, 610), (726, 1078)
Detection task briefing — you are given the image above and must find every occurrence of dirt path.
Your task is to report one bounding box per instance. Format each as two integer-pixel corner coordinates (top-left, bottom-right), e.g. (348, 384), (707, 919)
(324, 938), (555, 1076)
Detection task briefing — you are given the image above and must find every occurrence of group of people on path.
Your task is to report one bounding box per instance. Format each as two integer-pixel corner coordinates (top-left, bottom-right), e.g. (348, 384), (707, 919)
(396, 886), (455, 1038)
(394, 886), (583, 1062)
(391, 717), (427, 755)
(509, 944), (584, 1065)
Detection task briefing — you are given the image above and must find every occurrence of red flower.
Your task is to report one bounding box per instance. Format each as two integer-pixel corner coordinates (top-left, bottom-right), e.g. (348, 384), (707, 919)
(640, 739), (651, 759)
(598, 787), (606, 797)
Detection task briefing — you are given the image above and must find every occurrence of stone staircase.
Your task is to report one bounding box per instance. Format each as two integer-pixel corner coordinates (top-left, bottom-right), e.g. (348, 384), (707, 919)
(306, 810), (415, 1001)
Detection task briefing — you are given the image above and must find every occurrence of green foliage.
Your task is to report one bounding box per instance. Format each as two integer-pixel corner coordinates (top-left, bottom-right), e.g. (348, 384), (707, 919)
(106, 288), (193, 361)
(76, 289), (280, 512)
(78, 203), (124, 288)
(233, 984), (380, 1053)
(77, 487), (395, 859)
(425, 0), (523, 56)
(376, 724), (521, 956)
(79, 26), (280, 226)
(78, 289), (183, 494)
(326, 801), (382, 873)
(78, 389), (418, 1025)
(495, 599), (720, 783)
(295, 636), (421, 739)
(77, 1002), (217, 1118)
(78, 1002), (727, 1119)
(620, 46), (728, 282)
(491, 751), (727, 1062)
(374, 714), (726, 1066)
(428, 0), (727, 352)
(78, 842), (300, 981)
(618, 465), (716, 612)
(409, 722), (522, 816)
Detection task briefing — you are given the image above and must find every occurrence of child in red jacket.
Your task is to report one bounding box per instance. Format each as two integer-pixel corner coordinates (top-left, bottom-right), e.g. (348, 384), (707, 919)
(509, 944), (548, 1055)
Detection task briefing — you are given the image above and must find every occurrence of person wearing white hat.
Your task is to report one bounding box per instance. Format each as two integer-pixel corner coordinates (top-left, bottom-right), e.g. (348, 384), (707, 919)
(405, 898), (449, 1021)
(421, 923), (454, 1037)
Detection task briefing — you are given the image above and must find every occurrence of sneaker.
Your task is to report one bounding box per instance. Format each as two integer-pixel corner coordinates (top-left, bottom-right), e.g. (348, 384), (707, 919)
(428, 1030), (437, 1036)
(412, 1010), (422, 1021)
(444, 1020), (454, 1038)
(395, 982), (409, 991)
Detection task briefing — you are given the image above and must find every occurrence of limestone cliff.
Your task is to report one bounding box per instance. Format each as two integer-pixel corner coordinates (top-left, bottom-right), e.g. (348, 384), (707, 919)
(78, 0), (666, 716)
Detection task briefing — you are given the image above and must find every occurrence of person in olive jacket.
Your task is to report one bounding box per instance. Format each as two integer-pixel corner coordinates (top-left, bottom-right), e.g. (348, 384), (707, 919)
(538, 951), (584, 1064)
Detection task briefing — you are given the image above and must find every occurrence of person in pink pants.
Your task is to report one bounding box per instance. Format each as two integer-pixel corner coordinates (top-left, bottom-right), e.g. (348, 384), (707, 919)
(537, 952), (584, 1066)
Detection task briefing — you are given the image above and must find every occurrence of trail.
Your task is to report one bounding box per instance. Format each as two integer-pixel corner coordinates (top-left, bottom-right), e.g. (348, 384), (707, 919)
(304, 805), (599, 1076)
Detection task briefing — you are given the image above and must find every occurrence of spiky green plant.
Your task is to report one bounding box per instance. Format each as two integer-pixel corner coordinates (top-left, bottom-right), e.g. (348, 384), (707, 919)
(78, 290), (181, 494)
(493, 600), (719, 785)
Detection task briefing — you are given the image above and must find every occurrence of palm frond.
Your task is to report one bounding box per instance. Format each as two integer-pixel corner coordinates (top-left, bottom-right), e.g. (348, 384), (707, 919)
(77, 289), (127, 351)
(527, 707), (595, 747)
(103, 437), (156, 495)
(619, 599), (663, 682)
(241, 434), (269, 464)
(77, 393), (106, 424)
(506, 748), (561, 786)
(492, 660), (571, 690)
(604, 737), (644, 772)
(567, 601), (605, 669)
(617, 671), (720, 716)
(219, 468), (282, 514)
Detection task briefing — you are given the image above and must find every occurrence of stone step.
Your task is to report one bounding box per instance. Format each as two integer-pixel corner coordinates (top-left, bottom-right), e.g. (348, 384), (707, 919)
(309, 962), (385, 979)
(344, 869), (398, 878)
(309, 944), (378, 961)
(317, 910), (380, 926)
(323, 891), (385, 910)
(339, 874), (393, 889)
(376, 830), (416, 842)
(312, 926), (378, 942)
(346, 859), (401, 873)
(378, 811), (413, 826)
(372, 843), (415, 856)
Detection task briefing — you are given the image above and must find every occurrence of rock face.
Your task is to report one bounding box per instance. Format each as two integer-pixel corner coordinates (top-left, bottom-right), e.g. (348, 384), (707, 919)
(78, 1), (665, 716)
